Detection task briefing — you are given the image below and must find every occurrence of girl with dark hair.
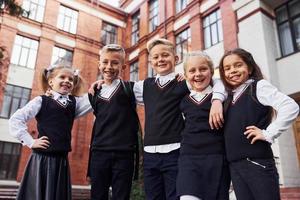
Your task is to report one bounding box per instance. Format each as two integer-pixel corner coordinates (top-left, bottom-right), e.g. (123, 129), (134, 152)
(218, 48), (299, 200)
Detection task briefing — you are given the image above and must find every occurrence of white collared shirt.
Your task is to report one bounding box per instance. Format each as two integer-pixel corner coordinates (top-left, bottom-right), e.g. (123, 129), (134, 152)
(8, 91), (92, 148)
(230, 79), (299, 143)
(189, 86), (212, 102)
(99, 79), (121, 99)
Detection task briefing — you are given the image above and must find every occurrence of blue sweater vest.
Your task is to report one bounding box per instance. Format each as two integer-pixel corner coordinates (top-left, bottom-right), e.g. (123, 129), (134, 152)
(35, 95), (76, 153)
(180, 93), (225, 155)
(224, 81), (273, 162)
(143, 78), (189, 146)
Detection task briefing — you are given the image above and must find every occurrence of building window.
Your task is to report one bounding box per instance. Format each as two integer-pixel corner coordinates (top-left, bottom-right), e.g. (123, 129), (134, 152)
(275, 0), (300, 56)
(148, 62), (155, 77)
(149, 0), (159, 32)
(57, 5), (78, 34)
(176, 28), (191, 63)
(0, 85), (31, 119)
(10, 35), (39, 69)
(176, 0), (188, 13)
(203, 9), (223, 49)
(101, 22), (118, 45)
(130, 61), (139, 81)
(51, 46), (73, 66)
(22, 0), (46, 22)
(131, 11), (140, 45)
(0, 141), (22, 180)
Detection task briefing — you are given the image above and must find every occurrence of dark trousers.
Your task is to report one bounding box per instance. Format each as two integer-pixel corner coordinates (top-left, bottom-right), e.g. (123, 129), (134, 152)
(230, 158), (280, 200)
(90, 150), (134, 200)
(143, 149), (180, 200)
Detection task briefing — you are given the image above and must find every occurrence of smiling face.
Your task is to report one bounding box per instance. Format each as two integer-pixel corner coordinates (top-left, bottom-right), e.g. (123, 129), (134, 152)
(149, 44), (178, 76)
(48, 68), (75, 95)
(222, 54), (251, 89)
(185, 56), (213, 92)
(99, 51), (124, 84)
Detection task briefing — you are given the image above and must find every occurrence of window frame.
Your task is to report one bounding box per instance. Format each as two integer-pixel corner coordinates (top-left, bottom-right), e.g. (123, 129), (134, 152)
(101, 21), (118, 45)
(57, 5), (78, 34)
(22, 0), (46, 22)
(10, 35), (39, 69)
(129, 61), (139, 81)
(51, 46), (73, 66)
(275, 0), (300, 56)
(0, 84), (31, 119)
(149, 0), (159, 33)
(0, 141), (22, 180)
(203, 9), (223, 49)
(176, 28), (191, 63)
(131, 11), (140, 45)
(176, 0), (188, 14)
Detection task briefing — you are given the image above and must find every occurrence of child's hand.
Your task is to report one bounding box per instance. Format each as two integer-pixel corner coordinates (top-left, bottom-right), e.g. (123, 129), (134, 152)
(244, 126), (266, 144)
(31, 136), (50, 149)
(88, 80), (105, 95)
(175, 73), (185, 82)
(209, 100), (224, 130)
(45, 89), (54, 97)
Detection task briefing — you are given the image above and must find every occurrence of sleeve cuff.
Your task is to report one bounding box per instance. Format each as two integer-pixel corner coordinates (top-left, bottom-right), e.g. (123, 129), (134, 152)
(262, 130), (274, 144)
(19, 134), (35, 148)
(212, 92), (226, 102)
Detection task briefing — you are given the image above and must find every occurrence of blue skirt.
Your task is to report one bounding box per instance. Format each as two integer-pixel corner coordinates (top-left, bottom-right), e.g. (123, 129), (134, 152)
(176, 154), (230, 200)
(16, 152), (71, 200)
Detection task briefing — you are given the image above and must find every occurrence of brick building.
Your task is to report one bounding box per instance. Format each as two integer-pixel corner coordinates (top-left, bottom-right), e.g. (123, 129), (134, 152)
(0, 0), (299, 196)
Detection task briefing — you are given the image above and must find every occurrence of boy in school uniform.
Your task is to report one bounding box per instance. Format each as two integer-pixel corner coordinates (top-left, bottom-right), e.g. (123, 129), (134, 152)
(88, 44), (140, 200)
(133, 38), (225, 200)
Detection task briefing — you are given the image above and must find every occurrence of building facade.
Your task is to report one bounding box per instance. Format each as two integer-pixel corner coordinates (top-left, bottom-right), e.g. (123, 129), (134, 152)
(0, 0), (299, 192)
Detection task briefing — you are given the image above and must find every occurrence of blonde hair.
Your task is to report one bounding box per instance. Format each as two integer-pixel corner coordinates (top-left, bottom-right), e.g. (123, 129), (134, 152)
(100, 44), (125, 63)
(183, 51), (214, 75)
(147, 38), (176, 54)
(41, 64), (85, 96)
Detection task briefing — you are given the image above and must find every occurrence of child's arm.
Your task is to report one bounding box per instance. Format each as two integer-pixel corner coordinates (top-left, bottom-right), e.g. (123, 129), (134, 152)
(245, 80), (299, 144)
(8, 96), (50, 149)
(209, 78), (227, 129)
(75, 94), (93, 118)
(133, 80), (144, 105)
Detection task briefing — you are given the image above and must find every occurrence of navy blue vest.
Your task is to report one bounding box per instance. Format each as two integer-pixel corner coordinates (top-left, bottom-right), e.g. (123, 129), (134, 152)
(35, 95), (76, 153)
(224, 81), (273, 162)
(91, 82), (139, 151)
(143, 78), (189, 146)
(180, 93), (225, 155)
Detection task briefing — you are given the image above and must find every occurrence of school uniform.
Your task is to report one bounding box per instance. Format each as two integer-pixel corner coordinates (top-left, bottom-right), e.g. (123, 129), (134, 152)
(224, 79), (299, 200)
(88, 79), (139, 200)
(177, 87), (230, 200)
(8, 92), (92, 200)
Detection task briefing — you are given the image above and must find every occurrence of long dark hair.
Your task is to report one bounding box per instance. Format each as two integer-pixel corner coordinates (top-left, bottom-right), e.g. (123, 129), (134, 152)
(219, 48), (264, 90)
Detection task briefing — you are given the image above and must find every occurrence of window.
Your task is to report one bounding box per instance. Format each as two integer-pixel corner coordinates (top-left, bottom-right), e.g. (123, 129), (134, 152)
(203, 9), (223, 49)
(131, 11), (140, 45)
(176, 0), (188, 13)
(57, 5), (78, 34)
(51, 46), (73, 66)
(22, 0), (46, 22)
(10, 35), (39, 69)
(148, 62), (155, 77)
(149, 0), (159, 32)
(0, 141), (22, 180)
(101, 22), (118, 45)
(130, 61), (139, 81)
(0, 85), (31, 119)
(275, 0), (300, 56)
(176, 28), (191, 63)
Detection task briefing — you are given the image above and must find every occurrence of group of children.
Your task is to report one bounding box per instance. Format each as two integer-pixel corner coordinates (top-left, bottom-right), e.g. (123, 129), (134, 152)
(8, 38), (299, 200)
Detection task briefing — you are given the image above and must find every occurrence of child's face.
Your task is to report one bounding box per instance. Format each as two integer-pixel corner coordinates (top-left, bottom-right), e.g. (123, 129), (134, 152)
(149, 44), (178, 76)
(223, 54), (251, 89)
(48, 68), (74, 95)
(99, 51), (124, 83)
(185, 57), (212, 92)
